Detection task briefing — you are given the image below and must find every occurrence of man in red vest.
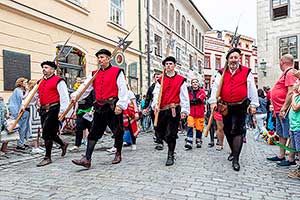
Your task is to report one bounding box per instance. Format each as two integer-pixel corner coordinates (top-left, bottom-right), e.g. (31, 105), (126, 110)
(185, 78), (206, 150)
(33, 61), (70, 167)
(71, 49), (128, 168)
(209, 48), (258, 171)
(152, 56), (190, 166)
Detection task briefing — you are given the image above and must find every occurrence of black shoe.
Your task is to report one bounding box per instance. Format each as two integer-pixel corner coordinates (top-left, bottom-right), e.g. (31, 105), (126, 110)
(16, 146), (26, 150)
(208, 143), (214, 148)
(184, 142), (192, 150)
(267, 156), (285, 162)
(155, 144), (164, 150)
(227, 154), (234, 161)
(166, 153), (174, 166)
(232, 161), (240, 171)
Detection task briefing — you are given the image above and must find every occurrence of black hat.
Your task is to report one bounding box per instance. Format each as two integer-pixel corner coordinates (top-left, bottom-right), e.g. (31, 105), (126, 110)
(226, 48), (241, 60)
(41, 61), (57, 69)
(95, 49), (112, 57)
(162, 56), (176, 66)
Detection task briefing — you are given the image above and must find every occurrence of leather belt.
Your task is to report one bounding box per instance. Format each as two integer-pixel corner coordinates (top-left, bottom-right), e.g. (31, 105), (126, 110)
(160, 103), (179, 117)
(220, 98), (247, 106)
(96, 97), (117, 106)
(40, 102), (59, 110)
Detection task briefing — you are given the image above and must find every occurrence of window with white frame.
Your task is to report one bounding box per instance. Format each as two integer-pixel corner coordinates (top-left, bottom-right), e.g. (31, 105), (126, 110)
(110, 0), (124, 26)
(176, 10), (181, 34)
(169, 4), (175, 29)
(279, 36), (298, 59)
(181, 16), (186, 38)
(272, 0), (289, 20)
(154, 34), (162, 57)
(162, 0), (168, 24)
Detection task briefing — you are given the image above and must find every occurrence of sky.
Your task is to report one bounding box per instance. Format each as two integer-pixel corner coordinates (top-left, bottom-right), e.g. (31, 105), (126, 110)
(194, 0), (257, 39)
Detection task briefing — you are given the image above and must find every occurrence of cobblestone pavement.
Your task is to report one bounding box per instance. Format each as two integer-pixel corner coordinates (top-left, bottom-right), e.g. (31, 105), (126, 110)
(0, 130), (300, 200)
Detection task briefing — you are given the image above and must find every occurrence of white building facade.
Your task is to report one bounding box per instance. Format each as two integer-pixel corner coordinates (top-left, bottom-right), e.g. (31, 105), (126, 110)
(257, 0), (300, 87)
(144, 0), (212, 91)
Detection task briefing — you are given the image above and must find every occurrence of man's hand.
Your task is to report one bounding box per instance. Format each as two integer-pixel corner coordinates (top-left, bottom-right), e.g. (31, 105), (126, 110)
(248, 106), (256, 115)
(58, 112), (64, 120)
(181, 112), (187, 119)
(279, 109), (286, 120)
(154, 105), (159, 114)
(210, 103), (217, 112)
(18, 106), (26, 115)
(114, 106), (122, 115)
(70, 95), (77, 103)
(134, 112), (139, 120)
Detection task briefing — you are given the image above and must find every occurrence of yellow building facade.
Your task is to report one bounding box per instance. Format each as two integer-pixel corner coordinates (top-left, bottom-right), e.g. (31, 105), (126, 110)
(0, 0), (145, 101)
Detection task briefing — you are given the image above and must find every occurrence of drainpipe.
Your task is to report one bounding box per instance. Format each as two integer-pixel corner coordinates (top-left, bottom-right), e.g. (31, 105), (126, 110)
(138, 0), (143, 94)
(146, 0), (151, 87)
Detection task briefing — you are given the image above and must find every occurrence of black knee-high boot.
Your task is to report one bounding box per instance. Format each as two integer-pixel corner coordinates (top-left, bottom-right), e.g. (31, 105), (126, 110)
(45, 140), (53, 159)
(166, 141), (176, 166)
(85, 140), (97, 160)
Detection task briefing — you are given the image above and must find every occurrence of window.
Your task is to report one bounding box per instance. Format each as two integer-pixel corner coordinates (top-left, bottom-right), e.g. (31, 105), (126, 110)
(191, 25), (194, 45)
(152, 0), (160, 18)
(110, 0), (124, 26)
(204, 75), (211, 91)
(254, 59), (258, 73)
(176, 47), (181, 64)
(217, 31), (222, 39)
(240, 54), (243, 65)
(187, 20), (191, 41)
(198, 60), (202, 73)
(215, 56), (221, 69)
(189, 54), (193, 70)
(154, 34), (162, 57)
(162, 0), (168, 24)
(169, 4), (174, 29)
(195, 29), (198, 48)
(245, 55), (251, 68)
(176, 10), (180, 34)
(272, 0), (289, 19)
(199, 33), (202, 50)
(202, 35), (204, 52)
(279, 36), (297, 59)
(204, 55), (210, 69)
(181, 15), (186, 38)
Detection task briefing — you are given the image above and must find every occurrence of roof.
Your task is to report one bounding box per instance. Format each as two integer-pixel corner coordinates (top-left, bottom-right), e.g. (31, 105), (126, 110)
(188, 0), (212, 30)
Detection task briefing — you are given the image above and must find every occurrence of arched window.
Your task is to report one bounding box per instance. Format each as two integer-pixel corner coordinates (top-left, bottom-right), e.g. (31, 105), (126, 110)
(161, 0), (168, 24)
(152, 0), (160, 19)
(176, 10), (180, 34)
(181, 15), (186, 38)
(56, 45), (86, 91)
(169, 3), (174, 29)
(187, 20), (190, 41)
(191, 25), (194, 45)
(195, 29), (198, 48)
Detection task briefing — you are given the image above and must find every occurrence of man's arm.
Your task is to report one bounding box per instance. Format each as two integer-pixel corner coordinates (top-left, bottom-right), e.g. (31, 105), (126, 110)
(247, 72), (259, 107)
(144, 84), (154, 109)
(281, 85), (294, 113)
(116, 71), (128, 110)
(151, 83), (160, 110)
(57, 81), (70, 113)
(208, 73), (221, 104)
(180, 82), (190, 116)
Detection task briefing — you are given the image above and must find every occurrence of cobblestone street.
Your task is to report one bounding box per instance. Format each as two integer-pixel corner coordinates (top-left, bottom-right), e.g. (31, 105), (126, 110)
(0, 130), (300, 200)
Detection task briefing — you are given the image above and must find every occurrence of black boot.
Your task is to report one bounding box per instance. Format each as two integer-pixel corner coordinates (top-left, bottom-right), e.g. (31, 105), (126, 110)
(165, 151), (174, 166)
(232, 159), (240, 171)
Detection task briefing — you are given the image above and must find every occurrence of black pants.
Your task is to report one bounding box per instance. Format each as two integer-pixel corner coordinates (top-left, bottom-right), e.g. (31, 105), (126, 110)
(89, 104), (123, 152)
(222, 100), (249, 162)
(40, 105), (60, 141)
(75, 115), (92, 147)
(155, 106), (181, 144)
(39, 104), (65, 158)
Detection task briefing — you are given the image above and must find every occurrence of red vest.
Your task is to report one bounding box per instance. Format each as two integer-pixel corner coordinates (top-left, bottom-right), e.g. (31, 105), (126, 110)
(220, 65), (250, 103)
(160, 73), (185, 108)
(92, 66), (121, 101)
(38, 75), (62, 106)
(189, 88), (206, 117)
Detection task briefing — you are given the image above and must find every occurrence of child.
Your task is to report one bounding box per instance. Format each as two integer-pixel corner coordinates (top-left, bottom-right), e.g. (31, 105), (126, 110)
(288, 80), (300, 179)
